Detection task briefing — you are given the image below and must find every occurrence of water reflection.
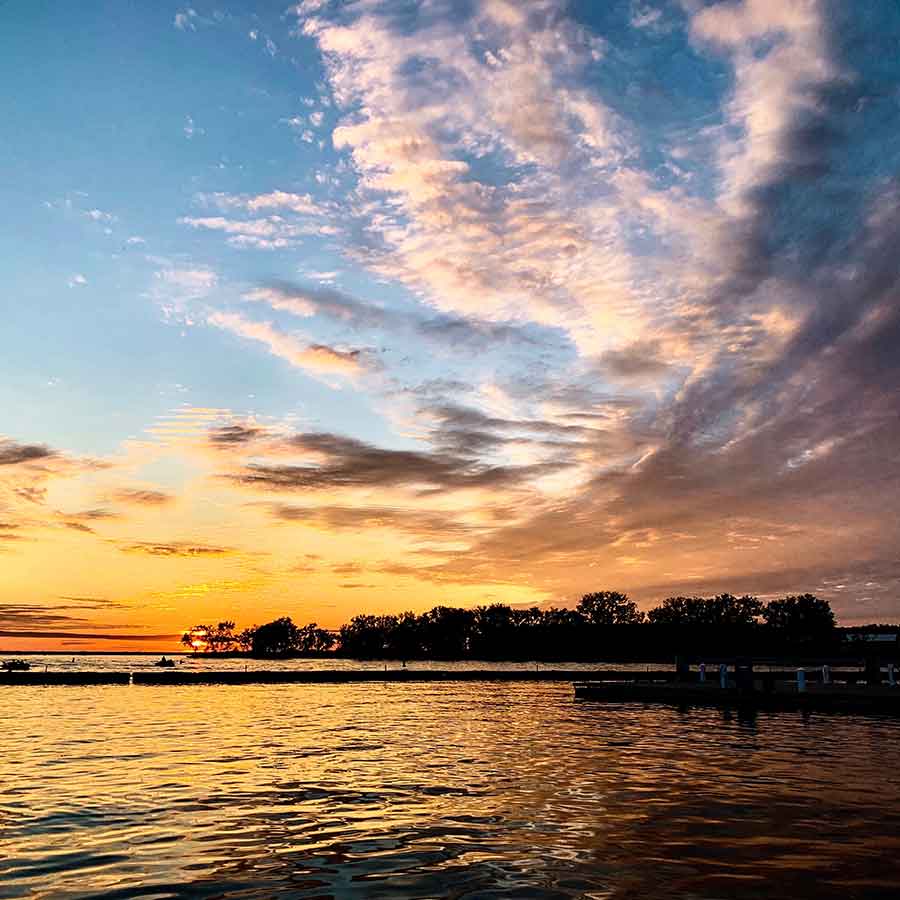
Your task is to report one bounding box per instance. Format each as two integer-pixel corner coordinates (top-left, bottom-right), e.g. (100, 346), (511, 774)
(0, 654), (668, 673)
(3, 683), (900, 898)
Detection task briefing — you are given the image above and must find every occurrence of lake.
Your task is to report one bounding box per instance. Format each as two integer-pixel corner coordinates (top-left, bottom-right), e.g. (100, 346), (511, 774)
(3, 680), (900, 899)
(0, 655), (667, 673)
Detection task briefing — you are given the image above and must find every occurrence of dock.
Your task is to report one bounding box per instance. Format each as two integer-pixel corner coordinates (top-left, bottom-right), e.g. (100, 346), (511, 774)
(0, 667), (670, 687)
(4, 667), (899, 714)
(573, 678), (900, 713)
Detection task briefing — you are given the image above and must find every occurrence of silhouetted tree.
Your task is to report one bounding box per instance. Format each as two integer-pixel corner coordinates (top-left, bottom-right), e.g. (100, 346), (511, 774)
(295, 622), (335, 654)
(187, 592), (850, 662)
(181, 621), (237, 653)
(577, 591), (644, 625)
(762, 594), (835, 643)
(247, 617), (303, 657)
(339, 614), (401, 658)
(236, 627), (256, 653)
(647, 594), (762, 627)
(390, 611), (424, 659)
(471, 604), (518, 658)
(419, 606), (475, 658)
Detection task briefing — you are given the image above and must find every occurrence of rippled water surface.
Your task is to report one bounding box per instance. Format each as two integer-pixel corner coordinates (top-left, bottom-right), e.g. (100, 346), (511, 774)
(3, 682), (900, 899)
(0, 655), (664, 673)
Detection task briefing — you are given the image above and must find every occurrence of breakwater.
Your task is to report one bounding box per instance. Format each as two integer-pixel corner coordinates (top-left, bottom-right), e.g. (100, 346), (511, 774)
(0, 667), (866, 687)
(0, 667), (668, 686)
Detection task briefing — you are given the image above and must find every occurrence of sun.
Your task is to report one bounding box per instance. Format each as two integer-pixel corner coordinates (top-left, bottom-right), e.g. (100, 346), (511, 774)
(181, 627), (209, 651)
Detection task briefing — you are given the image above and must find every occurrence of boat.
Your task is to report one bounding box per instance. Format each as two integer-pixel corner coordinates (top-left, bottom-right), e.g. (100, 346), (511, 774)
(1, 659), (31, 672)
(154, 656), (176, 668)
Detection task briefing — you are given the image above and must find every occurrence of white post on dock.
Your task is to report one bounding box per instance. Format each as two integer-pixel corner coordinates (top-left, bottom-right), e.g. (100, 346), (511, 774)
(719, 663), (728, 688)
(889, 664), (896, 687)
(822, 664), (831, 685)
(797, 669), (806, 692)
(699, 662), (706, 683)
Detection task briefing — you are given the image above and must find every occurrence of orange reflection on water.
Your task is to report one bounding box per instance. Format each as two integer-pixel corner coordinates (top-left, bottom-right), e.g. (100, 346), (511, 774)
(4, 683), (900, 899)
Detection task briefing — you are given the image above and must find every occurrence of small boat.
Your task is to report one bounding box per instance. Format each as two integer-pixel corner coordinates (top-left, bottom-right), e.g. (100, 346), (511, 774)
(154, 656), (176, 668)
(1, 659), (31, 672)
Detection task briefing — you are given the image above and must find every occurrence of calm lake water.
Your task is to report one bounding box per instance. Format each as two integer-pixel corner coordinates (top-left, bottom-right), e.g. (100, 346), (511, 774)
(3, 681), (900, 899)
(0, 655), (666, 673)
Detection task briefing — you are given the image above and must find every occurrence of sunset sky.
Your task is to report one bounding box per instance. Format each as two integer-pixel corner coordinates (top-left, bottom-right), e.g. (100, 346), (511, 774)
(3, 0), (900, 650)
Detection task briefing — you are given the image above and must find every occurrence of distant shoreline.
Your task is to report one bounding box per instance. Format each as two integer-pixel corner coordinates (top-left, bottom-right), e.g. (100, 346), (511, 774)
(0, 650), (192, 656)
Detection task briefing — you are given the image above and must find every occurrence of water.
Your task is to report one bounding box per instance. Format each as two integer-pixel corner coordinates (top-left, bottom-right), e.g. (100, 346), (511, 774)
(0, 655), (667, 673)
(3, 682), (900, 899)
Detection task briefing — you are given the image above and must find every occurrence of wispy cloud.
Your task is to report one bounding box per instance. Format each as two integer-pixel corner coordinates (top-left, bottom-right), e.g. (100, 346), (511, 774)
(174, 8), (199, 31)
(0, 440), (55, 466)
(117, 541), (233, 557)
(112, 489), (174, 506)
(206, 310), (371, 378)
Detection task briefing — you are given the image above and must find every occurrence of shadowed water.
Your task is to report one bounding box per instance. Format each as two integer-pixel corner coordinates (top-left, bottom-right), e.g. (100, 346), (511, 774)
(3, 682), (900, 899)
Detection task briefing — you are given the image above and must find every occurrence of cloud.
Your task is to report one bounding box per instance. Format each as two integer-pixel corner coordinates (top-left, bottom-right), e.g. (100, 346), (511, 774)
(181, 192), (331, 248)
(179, 216), (312, 250)
(223, 429), (569, 494)
(154, 266), (217, 299)
(67, 508), (117, 520)
(67, 274), (87, 288)
(195, 190), (327, 217)
(56, 597), (127, 609)
(0, 440), (55, 466)
(183, 115), (204, 139)
(173, 8), (210, 32)
(150, 266), (217, 321)
(208, 423), (271, 446)
(85, 208), (116, 224)
(0, 630), (178, 641)
(244, 280), (557, 353)
(268, 502), (475, 537)
(0, 605), (98, 627)
(112, 489), (174, 506)
(12, 1), (900, 624)
(62, 521), (95, 534)
(207, 310), (370, 378)
(117, 541), (234, 557)
(294, 0), (638, 353)
(599, 340), (671, 380)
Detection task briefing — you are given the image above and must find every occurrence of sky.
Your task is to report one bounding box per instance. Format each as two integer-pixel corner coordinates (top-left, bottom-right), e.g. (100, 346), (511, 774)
(2, 0), (900, 650)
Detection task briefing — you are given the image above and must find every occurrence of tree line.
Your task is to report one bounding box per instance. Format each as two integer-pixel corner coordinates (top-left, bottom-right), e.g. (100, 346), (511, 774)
(182, 591), (864, 660)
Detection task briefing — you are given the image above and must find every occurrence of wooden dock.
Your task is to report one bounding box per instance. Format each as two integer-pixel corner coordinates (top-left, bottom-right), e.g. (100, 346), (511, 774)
(573, 679), (900, 713)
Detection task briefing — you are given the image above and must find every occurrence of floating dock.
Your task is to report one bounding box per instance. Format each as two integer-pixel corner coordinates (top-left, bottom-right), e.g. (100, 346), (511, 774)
(573, 679), (900, 713)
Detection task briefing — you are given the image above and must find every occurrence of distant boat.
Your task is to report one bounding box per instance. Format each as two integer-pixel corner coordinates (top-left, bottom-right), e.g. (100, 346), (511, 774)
(154, 656), (176, 668)
(1, 659), (31, 672)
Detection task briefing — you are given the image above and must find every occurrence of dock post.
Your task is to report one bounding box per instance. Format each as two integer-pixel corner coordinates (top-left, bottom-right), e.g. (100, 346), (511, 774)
(699, 662), (706, 683)
(865, 657), (881, 686)
(796, 669), (806, 692)
(719, 663), (728, 688)
(822, 664), (831, 685)
(735, 657), (754, 694)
